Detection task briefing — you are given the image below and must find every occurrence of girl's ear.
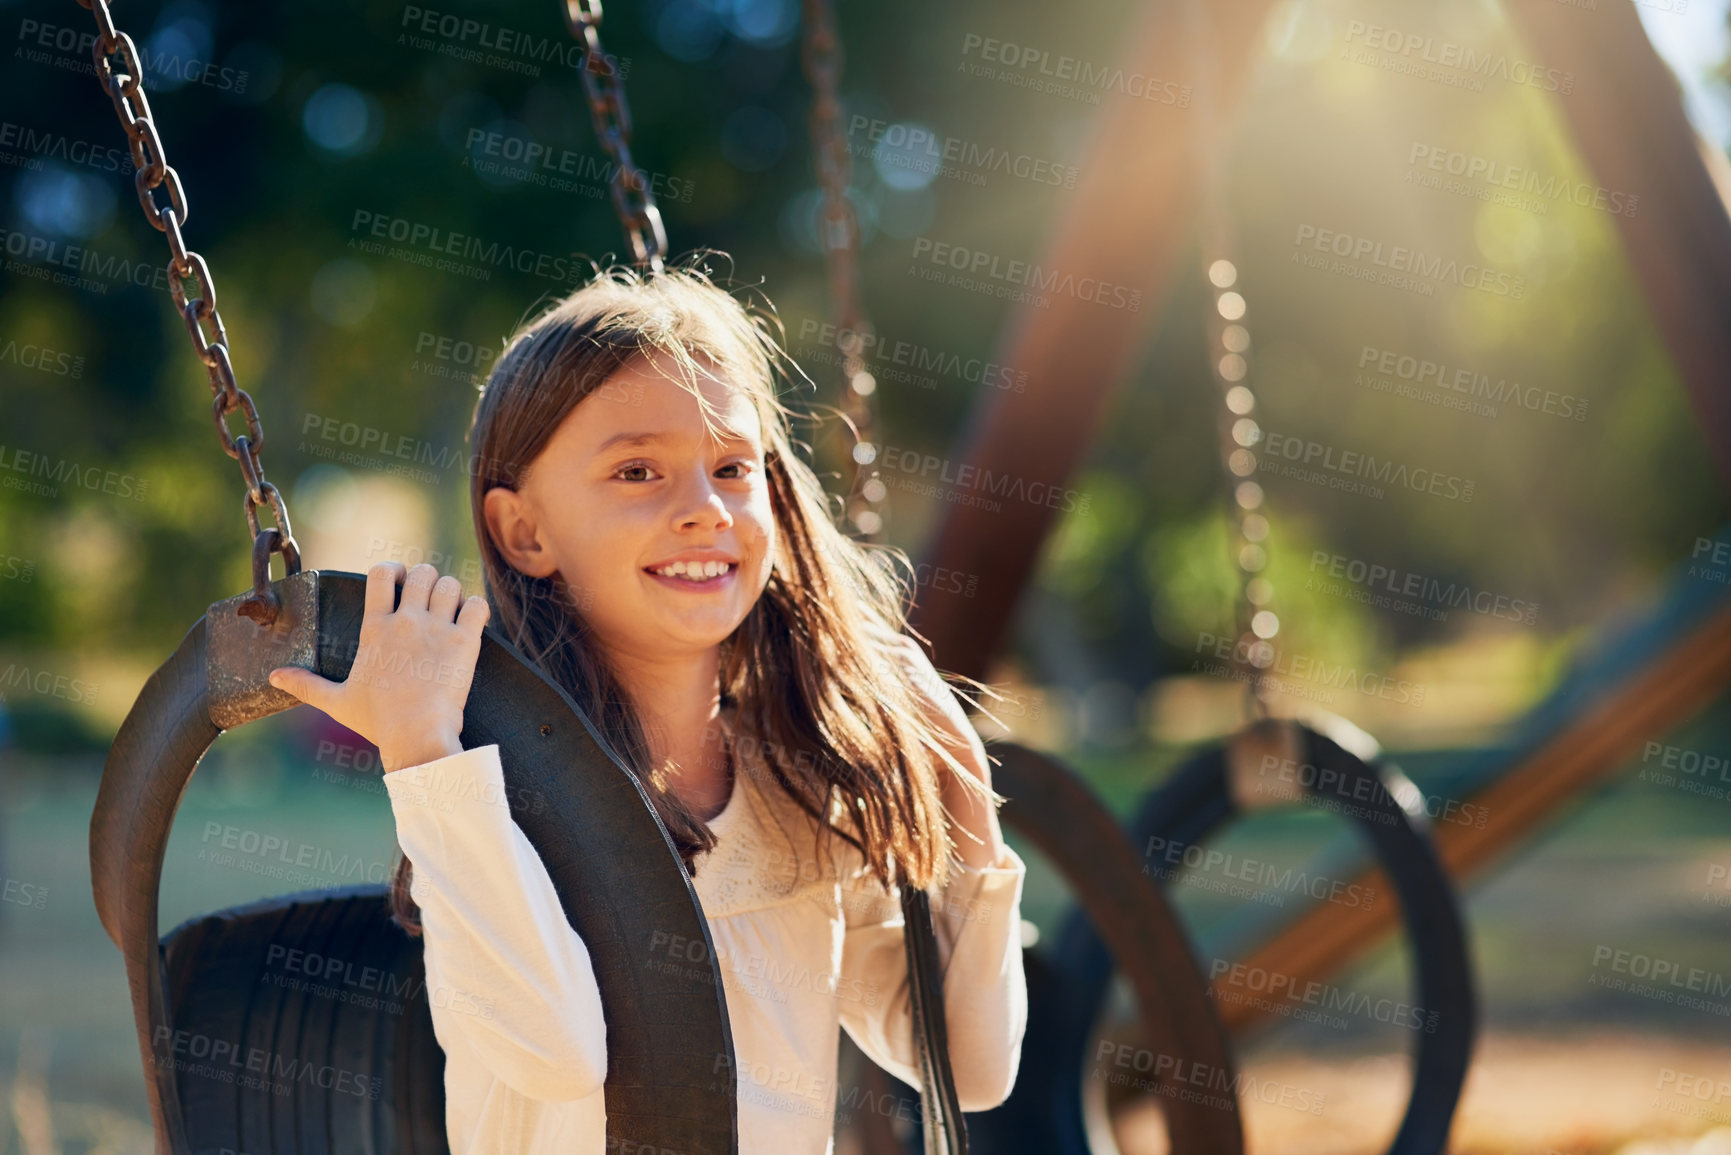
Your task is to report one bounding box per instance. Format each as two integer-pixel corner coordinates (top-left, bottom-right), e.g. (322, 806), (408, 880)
(483, 486), (559, 578)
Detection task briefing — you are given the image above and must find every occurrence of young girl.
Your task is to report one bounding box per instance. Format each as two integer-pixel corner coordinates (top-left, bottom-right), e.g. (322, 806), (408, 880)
(267, 259), (1029, 1154)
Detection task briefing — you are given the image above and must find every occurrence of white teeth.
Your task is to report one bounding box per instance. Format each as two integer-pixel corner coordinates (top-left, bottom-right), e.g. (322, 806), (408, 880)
(653, 561), (733, 580)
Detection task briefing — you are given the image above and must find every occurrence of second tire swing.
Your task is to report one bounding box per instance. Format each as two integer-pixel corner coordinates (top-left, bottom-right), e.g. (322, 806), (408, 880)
(1032, 716), (1478, 1154)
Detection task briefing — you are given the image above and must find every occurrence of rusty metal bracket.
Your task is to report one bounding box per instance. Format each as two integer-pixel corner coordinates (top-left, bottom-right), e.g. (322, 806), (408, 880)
(205, 569), (318, 730)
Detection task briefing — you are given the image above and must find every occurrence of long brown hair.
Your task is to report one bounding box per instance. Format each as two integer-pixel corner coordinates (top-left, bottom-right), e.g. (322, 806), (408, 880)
(390, 254), (1002, 935)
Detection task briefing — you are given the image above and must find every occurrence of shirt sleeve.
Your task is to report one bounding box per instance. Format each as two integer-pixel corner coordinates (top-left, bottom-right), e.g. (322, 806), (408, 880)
(383, 743), (608, 1103)
(835, 841), (1029, 1112)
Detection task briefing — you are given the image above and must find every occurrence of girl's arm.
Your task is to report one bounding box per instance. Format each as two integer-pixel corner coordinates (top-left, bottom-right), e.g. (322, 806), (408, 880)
(835, 840), (1029, 1111)
(383, 742), (609, 1102)
(835, 634), (1030, 1109)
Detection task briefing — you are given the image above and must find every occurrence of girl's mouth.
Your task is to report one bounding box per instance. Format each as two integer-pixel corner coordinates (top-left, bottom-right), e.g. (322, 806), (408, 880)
(645, 561), (737, 589)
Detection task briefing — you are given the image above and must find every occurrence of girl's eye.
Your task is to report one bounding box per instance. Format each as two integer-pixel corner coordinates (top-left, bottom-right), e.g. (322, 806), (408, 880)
(717, 461), (753, 479)
(615, 463), (657, 482)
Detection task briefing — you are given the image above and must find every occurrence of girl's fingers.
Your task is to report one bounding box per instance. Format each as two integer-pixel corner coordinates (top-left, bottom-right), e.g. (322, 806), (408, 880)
(365, 562), (406, 617)
(429, 574), (465, 621)
(397, 563), (439, 615)
(457, 595), (491, 635)
(267, 665), (335, 713)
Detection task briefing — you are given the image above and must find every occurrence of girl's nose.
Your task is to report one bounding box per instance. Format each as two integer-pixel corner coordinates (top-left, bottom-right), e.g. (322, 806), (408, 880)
(673, 476), (734, 531)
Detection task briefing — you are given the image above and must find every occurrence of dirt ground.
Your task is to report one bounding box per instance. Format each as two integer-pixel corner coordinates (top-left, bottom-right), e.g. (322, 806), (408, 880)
(1111, 1033), (1731, 1155)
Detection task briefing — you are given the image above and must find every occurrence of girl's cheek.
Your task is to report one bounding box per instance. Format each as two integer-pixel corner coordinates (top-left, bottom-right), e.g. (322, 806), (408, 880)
(748, 492), (776, 539)
(749, 524), (775, 568)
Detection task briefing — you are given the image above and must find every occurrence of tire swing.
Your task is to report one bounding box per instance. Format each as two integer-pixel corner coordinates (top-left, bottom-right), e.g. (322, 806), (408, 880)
(1044, 718), (1478, 1155)
(76, 1), (731, 1151)
(97, 572), (738, 1154)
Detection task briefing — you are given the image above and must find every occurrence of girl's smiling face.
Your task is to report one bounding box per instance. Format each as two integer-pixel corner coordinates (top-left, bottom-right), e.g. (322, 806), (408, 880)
(483, 350), (776, 664)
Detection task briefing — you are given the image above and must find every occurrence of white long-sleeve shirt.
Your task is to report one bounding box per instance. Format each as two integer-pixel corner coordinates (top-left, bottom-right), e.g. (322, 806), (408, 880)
(381, 728), (1028, 1154)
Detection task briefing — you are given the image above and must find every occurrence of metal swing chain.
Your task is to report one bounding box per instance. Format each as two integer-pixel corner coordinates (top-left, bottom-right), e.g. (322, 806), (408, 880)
(563, 0), (668, 273)
(74, 0), (301, 626)
(800, 0), (886, 539)
(1187, 0), (1277, 717)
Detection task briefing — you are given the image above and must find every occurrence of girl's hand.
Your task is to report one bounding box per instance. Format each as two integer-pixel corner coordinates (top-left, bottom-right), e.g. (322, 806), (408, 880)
(266, 562), (492, 773)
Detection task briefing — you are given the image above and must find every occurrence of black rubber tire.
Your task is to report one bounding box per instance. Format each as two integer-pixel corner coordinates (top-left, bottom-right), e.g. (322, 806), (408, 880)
(1051, 727), (1477, 1155)
(160, 886), (447, 1155)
